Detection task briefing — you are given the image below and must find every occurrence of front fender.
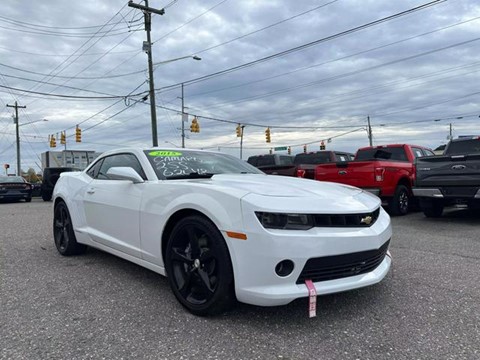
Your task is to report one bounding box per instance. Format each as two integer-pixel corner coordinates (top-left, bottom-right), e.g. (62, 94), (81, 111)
(139, 187), (244, 267)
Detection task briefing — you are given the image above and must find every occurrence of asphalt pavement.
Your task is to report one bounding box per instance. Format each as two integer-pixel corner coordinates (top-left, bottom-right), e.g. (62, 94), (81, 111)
(1, 199), (479, 360)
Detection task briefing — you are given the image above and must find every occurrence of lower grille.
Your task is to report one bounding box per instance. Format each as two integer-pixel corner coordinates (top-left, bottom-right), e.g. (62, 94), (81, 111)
(296, 240), (390, 284)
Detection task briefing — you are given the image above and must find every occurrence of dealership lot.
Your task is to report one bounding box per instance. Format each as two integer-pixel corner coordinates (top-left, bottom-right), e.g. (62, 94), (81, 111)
(1, 199), (479, 360)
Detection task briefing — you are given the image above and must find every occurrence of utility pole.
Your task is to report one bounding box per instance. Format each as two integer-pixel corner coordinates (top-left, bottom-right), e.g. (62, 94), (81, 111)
(6, 101), (26, 176)
(239, 125), (245, 159)
(367, 115), (373, 146)
(449, 123), (453, 140)
(181, 83), (186, 148)
(128, 0), (165, 147)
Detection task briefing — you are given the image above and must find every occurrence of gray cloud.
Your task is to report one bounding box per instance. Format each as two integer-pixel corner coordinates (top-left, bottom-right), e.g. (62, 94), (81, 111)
(0, 0), (479, 172)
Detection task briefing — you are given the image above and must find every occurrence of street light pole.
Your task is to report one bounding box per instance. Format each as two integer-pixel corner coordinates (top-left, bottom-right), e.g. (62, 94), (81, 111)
(6, 101), (26, 176)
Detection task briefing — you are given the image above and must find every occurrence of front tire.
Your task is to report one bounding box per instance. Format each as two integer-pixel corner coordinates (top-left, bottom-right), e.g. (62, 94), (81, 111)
(422, 200), (444, 218)
(165, 215), (235, 316)
(53, 201), (87, 256)
(389, 184), (409, 216)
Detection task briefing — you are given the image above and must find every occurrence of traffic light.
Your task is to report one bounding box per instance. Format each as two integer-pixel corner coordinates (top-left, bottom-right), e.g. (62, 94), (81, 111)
(236, 124), (242, 137)
(75, 126), (82, 142)
(49, 134), (56, 148)
(320, 141), (326, 150)
(287, 146), (291, 155)
(303, 144), (307, 153)
(190, 117), (200, 133)
(60, 131), (66, 145)
(265, 127), (271, 143)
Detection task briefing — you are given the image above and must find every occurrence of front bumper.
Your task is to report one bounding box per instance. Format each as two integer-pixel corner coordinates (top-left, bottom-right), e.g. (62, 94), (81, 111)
(226, 203), (392, 307)
(235, 253), (391, 306)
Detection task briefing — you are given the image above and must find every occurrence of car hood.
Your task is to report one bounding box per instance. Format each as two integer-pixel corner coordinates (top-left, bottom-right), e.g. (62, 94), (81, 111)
(174, 174), (379, 213)
(202, 174), (358, 197)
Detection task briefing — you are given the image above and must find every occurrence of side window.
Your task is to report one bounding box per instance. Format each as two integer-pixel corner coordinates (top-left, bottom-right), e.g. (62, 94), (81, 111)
(86, 159), (103, 178)
(423, 149), (435, 156)
(412, 148), (424, 158)
(97, 154), (146, 180)
(338, 155), (347, 162)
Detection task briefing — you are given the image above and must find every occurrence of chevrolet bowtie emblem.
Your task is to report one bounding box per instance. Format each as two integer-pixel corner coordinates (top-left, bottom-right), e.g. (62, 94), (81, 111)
(361, 215), (373, 225)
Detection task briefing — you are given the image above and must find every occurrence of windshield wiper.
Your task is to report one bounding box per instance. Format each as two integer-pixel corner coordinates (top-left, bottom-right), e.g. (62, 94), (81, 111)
(165, 172), (215, 180)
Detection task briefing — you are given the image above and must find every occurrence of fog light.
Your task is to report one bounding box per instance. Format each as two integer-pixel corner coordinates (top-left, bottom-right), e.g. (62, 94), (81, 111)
(275, 260), (294, 277)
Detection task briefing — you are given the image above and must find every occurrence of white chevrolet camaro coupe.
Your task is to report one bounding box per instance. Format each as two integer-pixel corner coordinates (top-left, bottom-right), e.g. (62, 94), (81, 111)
(53, 148), (392, 315)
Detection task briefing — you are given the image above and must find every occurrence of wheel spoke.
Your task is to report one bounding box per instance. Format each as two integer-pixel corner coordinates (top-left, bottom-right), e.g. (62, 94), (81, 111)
(177, 270), (193, 297)
(171, 247), (193, 265)
(54, 219), (63, 229)
(200, 249), (214, 263)
(197, 268), (215, 294)
(186, 226), (201, 257)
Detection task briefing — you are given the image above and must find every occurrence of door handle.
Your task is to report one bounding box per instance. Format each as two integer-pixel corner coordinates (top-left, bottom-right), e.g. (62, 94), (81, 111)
(86, 188), (95, 194)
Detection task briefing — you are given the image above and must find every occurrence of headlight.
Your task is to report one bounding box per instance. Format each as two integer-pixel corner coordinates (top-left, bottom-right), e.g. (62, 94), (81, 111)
(255, 212), (314, 230)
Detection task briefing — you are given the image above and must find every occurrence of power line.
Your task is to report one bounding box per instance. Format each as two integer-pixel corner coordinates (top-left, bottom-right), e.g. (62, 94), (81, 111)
(158, 0), (447, 90)
(186, 16), (480, 99)
(196, 36), (480, 110)
(0, 83), (147, 99)
(192, 0), (340, 56)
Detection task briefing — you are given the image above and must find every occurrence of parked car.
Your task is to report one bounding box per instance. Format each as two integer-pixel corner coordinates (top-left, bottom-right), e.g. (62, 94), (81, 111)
(53, 148), (392, 316)
(413, 136), (480, 217)
(0, 176), (32, 202)
(41, 167), (80, 201)
(315, 144), (435, 215)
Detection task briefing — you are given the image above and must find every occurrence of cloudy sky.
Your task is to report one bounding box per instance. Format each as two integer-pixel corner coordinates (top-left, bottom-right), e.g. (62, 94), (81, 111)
(0, 0), (479, 172)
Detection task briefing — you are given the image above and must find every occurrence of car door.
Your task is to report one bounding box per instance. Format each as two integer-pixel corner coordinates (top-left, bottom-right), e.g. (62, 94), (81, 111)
(83, 153), (146, 258)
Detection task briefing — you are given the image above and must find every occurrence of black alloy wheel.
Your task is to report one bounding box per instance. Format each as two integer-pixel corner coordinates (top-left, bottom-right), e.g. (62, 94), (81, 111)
(165, 215), (235, 316)
(389, 184), (409, 216)
(53, 201), (86, 256)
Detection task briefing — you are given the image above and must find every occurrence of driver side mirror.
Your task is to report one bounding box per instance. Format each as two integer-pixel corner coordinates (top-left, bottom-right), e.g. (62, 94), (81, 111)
(106, 167), (144, 183)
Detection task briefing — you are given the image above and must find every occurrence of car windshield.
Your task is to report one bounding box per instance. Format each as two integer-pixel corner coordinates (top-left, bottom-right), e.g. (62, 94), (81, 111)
(144, 150), (263, 180)
(0, 176), (25, 183)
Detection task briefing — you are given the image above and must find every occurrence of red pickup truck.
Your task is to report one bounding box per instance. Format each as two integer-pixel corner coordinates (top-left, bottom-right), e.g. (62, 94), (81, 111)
(315, 144), (435, 215)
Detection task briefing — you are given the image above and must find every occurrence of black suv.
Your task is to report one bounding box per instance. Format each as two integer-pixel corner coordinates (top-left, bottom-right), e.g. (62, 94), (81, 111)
(41, 167), (80, 201)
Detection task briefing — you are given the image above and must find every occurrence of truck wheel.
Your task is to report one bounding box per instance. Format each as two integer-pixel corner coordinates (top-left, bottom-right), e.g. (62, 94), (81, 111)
(422, 200), (444, 218)
(389, 185), (409, 216)
(42, 193), (52, 201)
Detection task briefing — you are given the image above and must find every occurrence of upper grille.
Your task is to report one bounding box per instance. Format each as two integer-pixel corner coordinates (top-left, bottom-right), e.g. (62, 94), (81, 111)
(296, 240), (390, 284)
(313, 207), (380, 227)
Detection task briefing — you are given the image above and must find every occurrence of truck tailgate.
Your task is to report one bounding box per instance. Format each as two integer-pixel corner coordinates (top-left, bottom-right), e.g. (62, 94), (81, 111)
(416, 154), (480, 187)
(316, 162), (375, 187)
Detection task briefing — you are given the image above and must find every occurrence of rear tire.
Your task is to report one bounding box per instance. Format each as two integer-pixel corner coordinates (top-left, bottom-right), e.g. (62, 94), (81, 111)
(42, 193), (52, 201)
(165, 215), (235, 316)
(422, 201), (444, 218)
(389, 184), (409, 216)
(53, 201), (87, 256)
(25, 197), (32, 203)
